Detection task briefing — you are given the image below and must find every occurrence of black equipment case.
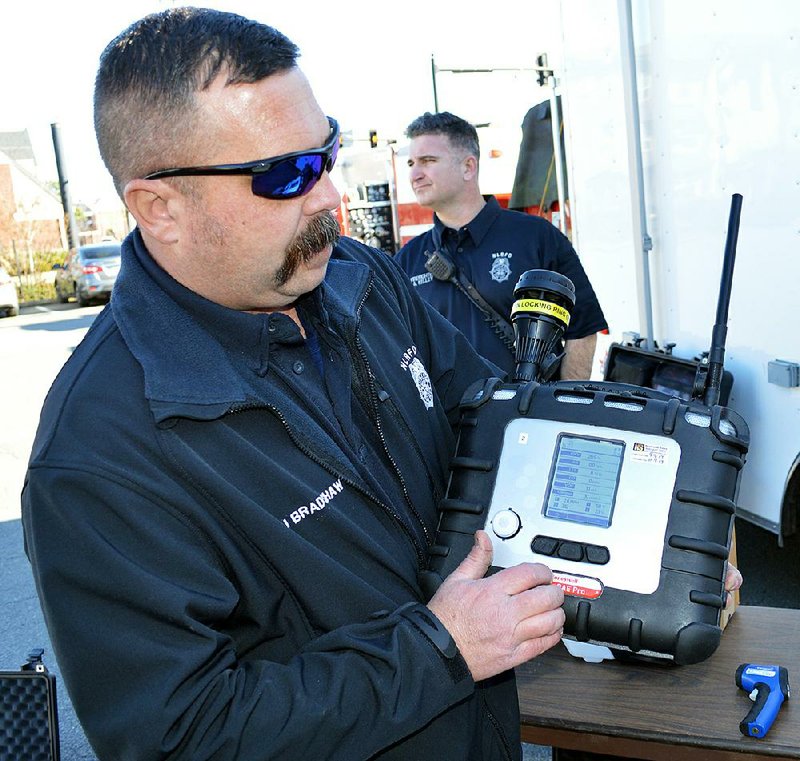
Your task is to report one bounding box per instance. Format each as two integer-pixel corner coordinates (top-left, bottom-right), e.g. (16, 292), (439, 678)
(604, 340), (734, 406)
(421, 376), (748, 665)
(0, 648), (60, 760)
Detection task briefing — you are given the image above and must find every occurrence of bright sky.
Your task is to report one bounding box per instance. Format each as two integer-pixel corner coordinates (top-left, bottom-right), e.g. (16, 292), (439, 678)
(0, 1), (562, 208)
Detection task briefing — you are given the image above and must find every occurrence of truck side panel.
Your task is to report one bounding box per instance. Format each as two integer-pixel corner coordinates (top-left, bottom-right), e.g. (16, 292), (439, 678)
(555, 0), (800, 532)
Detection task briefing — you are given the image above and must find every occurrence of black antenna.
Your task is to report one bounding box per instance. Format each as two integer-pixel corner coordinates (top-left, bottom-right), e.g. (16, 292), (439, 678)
(702, 193), (743, 406)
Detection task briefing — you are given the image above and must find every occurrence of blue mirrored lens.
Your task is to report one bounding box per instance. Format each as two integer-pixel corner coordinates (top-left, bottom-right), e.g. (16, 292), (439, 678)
(329, 137), (339, 170)
(252, 155), (324, 199)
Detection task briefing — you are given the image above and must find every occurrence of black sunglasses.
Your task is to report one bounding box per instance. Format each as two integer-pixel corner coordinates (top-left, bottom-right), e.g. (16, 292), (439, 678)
(144, 117), (340, 200)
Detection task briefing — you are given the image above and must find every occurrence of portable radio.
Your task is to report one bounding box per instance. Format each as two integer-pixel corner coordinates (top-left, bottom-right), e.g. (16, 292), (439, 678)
(421, 195), (748, 665)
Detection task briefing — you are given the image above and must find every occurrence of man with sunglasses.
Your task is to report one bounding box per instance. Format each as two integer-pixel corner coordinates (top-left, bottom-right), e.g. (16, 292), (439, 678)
(21, 8), (567, 761)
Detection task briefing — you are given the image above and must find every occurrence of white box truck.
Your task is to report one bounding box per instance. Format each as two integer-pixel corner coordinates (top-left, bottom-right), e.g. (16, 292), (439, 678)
(545, 0), (799, 540)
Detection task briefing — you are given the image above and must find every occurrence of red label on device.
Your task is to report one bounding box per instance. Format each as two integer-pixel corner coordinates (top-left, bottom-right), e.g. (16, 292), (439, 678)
(552, 571), (604, 599)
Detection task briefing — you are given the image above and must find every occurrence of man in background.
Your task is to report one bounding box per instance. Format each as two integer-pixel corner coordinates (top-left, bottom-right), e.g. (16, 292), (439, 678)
(395, 111), (608, 380)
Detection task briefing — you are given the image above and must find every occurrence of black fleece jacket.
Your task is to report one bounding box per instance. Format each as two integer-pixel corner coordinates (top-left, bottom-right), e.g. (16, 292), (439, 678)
(22, 231), (521, 760)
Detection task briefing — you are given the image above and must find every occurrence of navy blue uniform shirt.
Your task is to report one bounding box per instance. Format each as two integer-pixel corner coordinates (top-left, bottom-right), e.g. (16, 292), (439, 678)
(395, 197), (608, 374)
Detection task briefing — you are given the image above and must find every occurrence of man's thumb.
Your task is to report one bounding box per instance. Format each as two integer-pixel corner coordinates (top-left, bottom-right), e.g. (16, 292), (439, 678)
(451, 530), (493, 581)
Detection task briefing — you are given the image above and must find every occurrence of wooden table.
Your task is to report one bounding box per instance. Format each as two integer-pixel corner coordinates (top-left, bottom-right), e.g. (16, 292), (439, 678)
(516, 606), (797, 759)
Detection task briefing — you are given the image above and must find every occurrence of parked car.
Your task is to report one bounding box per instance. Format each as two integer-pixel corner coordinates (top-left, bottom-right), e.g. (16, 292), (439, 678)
(0, 266), (20, 317)
(54, 242), (122, 306)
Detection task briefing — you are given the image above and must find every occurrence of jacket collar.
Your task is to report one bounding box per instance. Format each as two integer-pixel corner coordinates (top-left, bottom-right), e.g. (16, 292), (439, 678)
(112, 229), (371, 420)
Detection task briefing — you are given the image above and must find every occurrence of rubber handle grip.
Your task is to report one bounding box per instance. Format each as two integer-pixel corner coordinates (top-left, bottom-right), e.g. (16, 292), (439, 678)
(740, 682), (780, 737)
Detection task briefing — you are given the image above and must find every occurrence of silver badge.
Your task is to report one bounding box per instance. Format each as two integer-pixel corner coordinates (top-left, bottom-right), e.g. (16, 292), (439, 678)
(490, 254), (512, 283)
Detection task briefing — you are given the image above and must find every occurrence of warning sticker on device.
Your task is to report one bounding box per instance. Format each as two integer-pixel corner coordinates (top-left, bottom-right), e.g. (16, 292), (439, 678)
(630, 442), (669, 465)
(552, 571), (604, 599)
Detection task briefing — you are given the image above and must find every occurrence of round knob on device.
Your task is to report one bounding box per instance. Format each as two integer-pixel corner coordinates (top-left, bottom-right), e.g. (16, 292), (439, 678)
(491, 509), (521, 539)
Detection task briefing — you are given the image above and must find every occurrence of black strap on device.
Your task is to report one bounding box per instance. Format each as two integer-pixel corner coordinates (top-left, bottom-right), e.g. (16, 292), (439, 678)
(424, 250), (516, 350)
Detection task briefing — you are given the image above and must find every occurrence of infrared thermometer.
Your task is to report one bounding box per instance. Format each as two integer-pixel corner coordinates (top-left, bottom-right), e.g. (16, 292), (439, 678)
(735, 663), (790, 738)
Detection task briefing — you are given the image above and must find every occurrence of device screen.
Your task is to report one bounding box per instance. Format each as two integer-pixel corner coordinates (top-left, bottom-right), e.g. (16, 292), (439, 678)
(543, 434), (625, 528)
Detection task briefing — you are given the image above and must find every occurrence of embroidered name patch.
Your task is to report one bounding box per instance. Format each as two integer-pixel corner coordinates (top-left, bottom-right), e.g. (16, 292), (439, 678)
(410, 272), (434, 286)
(283, 479), (344, 527)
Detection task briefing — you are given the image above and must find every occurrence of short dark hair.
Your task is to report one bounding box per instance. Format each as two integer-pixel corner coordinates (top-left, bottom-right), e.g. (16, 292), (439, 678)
(94, 7), (300, 197)
(404, 112), (480, 160)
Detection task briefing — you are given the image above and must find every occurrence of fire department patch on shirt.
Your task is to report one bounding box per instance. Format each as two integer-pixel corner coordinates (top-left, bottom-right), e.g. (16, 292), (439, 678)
(490, 252), (513, 282)
(400, 346), (434, 409)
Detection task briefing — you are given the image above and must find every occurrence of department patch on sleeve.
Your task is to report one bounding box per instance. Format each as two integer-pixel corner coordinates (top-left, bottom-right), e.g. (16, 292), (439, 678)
(400, 345), (434, 409)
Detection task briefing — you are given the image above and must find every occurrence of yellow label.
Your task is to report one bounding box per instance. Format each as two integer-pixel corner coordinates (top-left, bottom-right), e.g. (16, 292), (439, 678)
(512, 298), (571, 324)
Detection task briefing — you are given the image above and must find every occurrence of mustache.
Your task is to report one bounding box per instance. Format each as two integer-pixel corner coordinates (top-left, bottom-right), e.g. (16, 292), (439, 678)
(275, 211), (341, 287)
(295, 210), (341, 260)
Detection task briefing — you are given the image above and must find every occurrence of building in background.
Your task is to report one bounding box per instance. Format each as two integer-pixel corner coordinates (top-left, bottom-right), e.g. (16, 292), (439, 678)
(0, 130), (132, 264)
(0, 130), (65, 256)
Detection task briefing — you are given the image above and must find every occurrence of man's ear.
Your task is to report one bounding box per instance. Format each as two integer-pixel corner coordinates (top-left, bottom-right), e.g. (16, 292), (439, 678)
(463, 155), (479, 181)
(123, 179), (183, 244)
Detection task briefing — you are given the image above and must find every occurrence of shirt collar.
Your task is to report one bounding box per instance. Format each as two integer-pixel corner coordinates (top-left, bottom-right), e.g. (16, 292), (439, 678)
(432, 195), (502, 250)
(111, 229), (359, 419)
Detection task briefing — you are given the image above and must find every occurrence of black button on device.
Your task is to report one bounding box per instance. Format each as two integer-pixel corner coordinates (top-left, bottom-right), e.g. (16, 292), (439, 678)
(557, 542), (585, 562)
(531, 535), (559, 556)
(585, 545), (610, 565)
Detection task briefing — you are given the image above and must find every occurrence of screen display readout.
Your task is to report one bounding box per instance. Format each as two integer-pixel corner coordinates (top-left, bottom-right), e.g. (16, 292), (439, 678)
(543, 434), (625, 528)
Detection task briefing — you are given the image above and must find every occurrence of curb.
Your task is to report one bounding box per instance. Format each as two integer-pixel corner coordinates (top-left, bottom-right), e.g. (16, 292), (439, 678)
(20, 299), (57, 308)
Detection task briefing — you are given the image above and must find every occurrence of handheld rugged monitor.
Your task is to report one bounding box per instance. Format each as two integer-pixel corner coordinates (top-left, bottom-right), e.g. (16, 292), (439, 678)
(422, 195), (749, 665)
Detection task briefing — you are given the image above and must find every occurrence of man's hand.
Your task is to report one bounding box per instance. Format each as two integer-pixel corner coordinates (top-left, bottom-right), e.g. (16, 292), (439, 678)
(724, 561), (743, 609)
(427, 530), (565, 682)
